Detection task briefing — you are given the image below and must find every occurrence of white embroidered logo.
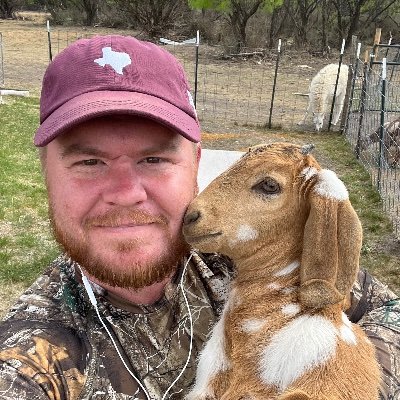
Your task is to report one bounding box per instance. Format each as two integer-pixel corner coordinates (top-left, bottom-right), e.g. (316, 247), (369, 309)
(94, 47), (131, 75)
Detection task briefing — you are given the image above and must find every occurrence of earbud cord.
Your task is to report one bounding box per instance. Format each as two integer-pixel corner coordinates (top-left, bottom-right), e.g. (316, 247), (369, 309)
(78, 252), (194, 400)
(161, 251), (194, 400)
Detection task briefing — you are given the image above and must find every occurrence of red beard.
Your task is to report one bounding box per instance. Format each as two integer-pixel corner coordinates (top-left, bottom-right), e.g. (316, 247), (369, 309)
(49, 206), (190, 289)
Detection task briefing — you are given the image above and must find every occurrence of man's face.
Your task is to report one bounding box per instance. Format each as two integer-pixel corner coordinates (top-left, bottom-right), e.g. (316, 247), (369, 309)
(43, 116), (200, 289)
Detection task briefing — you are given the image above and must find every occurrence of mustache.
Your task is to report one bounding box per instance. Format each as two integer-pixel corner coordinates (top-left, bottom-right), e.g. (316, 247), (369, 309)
(84, 209), (168, 228)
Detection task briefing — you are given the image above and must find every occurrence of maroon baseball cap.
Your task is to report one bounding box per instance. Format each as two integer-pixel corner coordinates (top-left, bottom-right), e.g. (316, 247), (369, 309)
(34, 35), (200, 146)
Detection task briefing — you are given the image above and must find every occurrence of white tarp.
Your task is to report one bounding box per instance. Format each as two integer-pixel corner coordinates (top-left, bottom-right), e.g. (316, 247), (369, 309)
(198, 149), (244, 192)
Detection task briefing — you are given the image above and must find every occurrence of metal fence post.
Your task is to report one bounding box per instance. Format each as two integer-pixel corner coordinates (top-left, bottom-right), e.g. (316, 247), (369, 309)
(328, 39), (345, 131)
(194, 30), (199, 109)
(377, 58), (387, 192)
(47, 20), (53, 62)
(347, 43), (362, 156)
(267, 39), (281, 129)
(355, 51), (370, 160)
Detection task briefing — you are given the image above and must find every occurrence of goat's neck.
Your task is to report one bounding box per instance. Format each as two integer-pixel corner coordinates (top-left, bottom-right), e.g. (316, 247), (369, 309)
(233, 237), (302, 283)
(232, 260), (300, 308)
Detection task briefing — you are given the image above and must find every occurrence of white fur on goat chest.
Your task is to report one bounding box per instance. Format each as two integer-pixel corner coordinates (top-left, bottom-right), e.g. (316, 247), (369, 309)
(191, 265), (369, 399)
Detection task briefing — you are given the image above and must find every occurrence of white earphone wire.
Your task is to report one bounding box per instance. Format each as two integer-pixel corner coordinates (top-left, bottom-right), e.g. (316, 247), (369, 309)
(161, 252), (194, 400)
(78, 252), (194, 400)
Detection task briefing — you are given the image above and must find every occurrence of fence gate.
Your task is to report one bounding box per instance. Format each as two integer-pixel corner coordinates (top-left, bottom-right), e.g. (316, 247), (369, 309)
(345, 43), (400, 237)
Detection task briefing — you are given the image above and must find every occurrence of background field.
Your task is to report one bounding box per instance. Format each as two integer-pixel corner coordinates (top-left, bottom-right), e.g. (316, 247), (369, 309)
(0, 17), (399, 316)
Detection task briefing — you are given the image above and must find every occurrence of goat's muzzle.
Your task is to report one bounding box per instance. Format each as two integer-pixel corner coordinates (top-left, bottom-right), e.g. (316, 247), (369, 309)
(183, 210), (201, 226)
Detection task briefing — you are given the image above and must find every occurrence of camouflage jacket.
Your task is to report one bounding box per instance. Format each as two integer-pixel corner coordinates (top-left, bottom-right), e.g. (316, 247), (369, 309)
(0, 252), (398, 399)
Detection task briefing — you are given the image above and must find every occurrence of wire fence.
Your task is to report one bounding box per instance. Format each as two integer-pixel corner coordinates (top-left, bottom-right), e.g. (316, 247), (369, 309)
(344, 44), (400, 237)
(0, 28), (346, 132)
(0, 27), (399, 236)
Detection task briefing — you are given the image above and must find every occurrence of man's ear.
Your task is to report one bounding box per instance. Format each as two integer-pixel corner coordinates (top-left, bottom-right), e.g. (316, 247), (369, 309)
(196, 143), (201, 163)
(193, 143), (201, 196)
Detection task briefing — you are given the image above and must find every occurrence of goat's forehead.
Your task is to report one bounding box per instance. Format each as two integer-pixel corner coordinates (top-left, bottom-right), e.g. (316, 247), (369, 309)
(246, 143), (303, 156)
(239, 145), (308, 170)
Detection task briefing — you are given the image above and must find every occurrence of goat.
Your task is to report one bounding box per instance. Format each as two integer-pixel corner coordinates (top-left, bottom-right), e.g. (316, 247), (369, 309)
(361, 117), (400, 168)
(183, 142), (380, 400)
(298, 64), (349, 131)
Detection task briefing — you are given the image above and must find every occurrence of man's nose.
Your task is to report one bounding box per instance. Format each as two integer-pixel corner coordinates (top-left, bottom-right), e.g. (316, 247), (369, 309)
(102, 161), (147, 206)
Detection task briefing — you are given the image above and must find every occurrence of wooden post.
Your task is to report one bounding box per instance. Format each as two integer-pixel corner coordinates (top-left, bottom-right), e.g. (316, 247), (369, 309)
(364, 49), (369, 64)
(350, 35), (358, 66)
(373, 28), (381, 62)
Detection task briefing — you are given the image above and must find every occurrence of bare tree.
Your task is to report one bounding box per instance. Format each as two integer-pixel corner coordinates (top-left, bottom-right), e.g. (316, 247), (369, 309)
(111, 0), (188, 37)
(39, 0), (101, 26)
(284, 0), (322, 45)
(190, 0), (282, 51)
(267, 5), (288, 48)
(69, 0), (99, 25)
(229, 0), (264, 50)
(0, 0), (21, 18)
(363, 0), (399, 26)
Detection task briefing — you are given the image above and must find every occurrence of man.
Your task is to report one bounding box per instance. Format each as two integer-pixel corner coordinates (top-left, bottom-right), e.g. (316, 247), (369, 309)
(0, 35), (398, 399)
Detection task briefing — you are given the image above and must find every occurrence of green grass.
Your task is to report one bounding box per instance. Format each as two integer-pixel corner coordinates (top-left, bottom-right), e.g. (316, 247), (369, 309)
(0, 97), (58, 284)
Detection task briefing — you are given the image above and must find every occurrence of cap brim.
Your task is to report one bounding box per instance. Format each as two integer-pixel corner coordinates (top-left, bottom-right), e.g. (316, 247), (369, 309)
(34, 90), (200, 146)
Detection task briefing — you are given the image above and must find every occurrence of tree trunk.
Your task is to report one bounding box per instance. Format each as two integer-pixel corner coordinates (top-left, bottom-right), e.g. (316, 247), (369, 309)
(83, 0), (98, 26)
(229, 0), (263, 51)
(0, 0), (15, 18)
(345, 0), (367, 47)
(321, 0), (327, 52)
(268, 7), (279, 48)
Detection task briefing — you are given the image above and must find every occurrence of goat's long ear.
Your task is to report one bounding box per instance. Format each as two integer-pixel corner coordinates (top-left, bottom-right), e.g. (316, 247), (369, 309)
(299, 169), (363, 310)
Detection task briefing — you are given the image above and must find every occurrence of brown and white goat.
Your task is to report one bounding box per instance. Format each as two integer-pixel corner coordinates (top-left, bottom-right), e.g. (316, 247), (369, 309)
(183, 142), (380, 400)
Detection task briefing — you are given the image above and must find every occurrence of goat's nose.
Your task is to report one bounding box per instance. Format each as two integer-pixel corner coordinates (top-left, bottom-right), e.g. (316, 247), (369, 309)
(183, 210), (201, 226)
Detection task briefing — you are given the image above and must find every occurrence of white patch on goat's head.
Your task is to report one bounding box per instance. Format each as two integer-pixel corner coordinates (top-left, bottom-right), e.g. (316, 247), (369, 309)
(267, 282), (281, 291)
(301, 166), (318, 182)
(241, 318), (266, 333)
(274, 261), (300, 277)
(236, 224), (259, 242)
(314, 169), (348, 201)
(281, 303), (301, 317)
(259, 314), (337, 391)
(228, 224), (259, 247)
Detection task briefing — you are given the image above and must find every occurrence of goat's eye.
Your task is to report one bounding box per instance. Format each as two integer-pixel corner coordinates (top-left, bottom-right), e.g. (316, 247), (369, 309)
(253, 178), (281, 195)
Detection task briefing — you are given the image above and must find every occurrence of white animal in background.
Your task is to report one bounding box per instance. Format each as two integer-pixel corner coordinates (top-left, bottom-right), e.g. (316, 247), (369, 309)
(299, 64), (349, 131)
